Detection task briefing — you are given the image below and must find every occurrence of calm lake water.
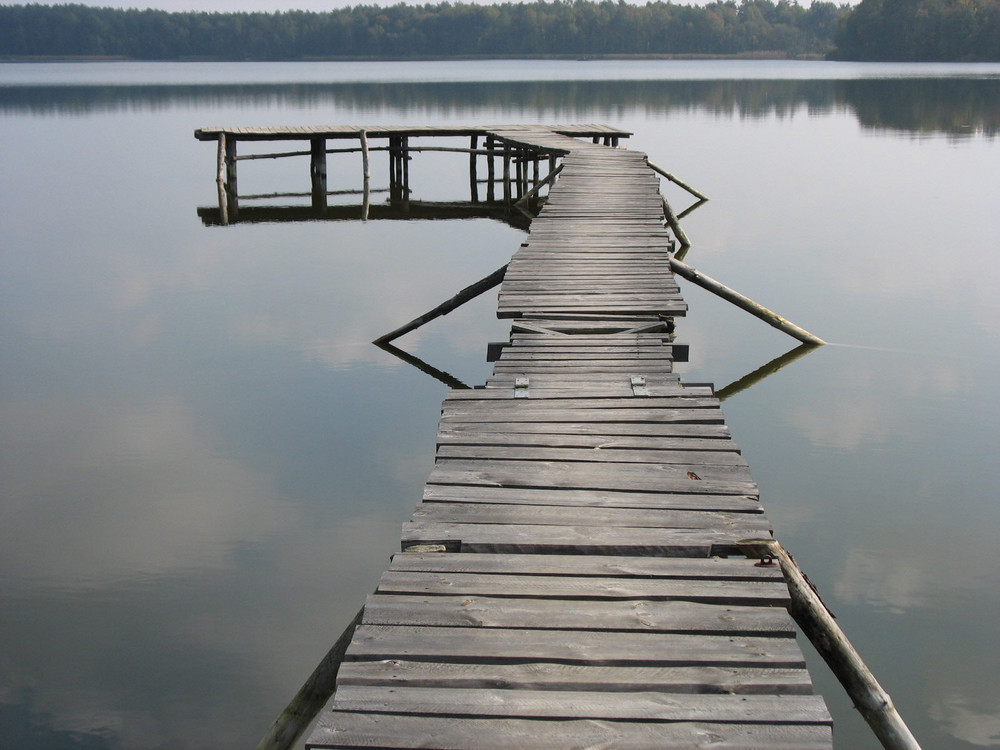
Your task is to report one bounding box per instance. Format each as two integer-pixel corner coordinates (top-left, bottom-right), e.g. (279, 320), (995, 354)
(2, 60), (999, 749)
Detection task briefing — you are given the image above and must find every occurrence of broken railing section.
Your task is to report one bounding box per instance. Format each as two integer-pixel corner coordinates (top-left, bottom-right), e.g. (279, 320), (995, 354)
(740, 539), (923, 750)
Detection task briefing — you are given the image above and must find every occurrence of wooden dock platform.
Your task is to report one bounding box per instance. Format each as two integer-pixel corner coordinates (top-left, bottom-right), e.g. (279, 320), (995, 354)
(225, 126), (834, 748)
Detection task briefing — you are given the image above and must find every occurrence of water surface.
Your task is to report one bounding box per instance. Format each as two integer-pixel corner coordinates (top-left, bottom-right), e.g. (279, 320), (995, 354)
(2, 60), (999, 749)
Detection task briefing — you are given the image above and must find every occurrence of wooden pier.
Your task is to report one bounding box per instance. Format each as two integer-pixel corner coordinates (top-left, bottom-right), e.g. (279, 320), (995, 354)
(197, 125), (834, 748)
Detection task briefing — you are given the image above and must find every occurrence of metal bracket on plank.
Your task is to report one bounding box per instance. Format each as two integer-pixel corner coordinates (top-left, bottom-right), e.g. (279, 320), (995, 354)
(630, 376), (649, 396)
(514, 376), (530, 398)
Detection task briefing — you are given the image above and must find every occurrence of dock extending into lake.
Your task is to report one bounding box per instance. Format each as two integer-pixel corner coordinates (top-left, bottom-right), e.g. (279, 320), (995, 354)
(197, 125), (834, 748)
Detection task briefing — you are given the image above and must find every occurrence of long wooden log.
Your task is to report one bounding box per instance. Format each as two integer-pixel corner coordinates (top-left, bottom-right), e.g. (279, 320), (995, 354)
(648, 160), (709, 201)
(254, 606), (365, 750)
(739, 540), (922, 750)
(669, 258), (825, 345)
(373, 264), (508, 345)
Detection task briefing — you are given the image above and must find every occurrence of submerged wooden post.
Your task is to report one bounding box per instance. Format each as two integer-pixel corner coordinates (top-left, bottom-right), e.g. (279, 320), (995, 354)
(740, 540), (922, 750)
(310, 137), (327, 212)
(669, 257), (826, 346)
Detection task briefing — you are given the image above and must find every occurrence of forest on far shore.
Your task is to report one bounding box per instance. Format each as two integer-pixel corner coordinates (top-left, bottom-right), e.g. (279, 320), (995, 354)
(1, 0), (998, 62)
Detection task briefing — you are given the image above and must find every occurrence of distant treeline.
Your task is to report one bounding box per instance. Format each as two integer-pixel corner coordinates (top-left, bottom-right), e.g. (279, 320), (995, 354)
(1, 0), (997, 62)
(0, 1), (846, 59)
(832, 0), (1000, 61)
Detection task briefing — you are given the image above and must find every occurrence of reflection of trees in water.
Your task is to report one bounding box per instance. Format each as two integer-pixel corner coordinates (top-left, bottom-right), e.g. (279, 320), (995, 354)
(836, 78), (1000, 138)
(2, 78), (997, 137)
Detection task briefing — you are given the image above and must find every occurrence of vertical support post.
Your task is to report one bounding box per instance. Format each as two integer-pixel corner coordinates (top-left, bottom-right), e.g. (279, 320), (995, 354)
(216, 134), (229, 226)
(514, 150), (523, 200)
(388, 135), (400, 204)
(360, 130), (371, 221)
(310, 137), (327, 213)
(401, 135), (410, 212)
(502, 143), (511, 207)
(469, 135), (479, 204)
(486, 135), (496, 202)
(224, 134), (238, 220)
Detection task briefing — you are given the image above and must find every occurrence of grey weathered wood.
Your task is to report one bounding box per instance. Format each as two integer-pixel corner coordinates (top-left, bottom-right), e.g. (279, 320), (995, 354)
(361, 594), (795, 634)
(307, 713), (833, 750)
(401, 521), (765, 556)
(346, 625), (806, 667)
(373, 572), (788, 605)
(421, 484), (760, 511)
(334, 685), (831, 724)
(388, 552), (776, 579)
(337, 659), (815, 694)
(409, 501), (769, 531)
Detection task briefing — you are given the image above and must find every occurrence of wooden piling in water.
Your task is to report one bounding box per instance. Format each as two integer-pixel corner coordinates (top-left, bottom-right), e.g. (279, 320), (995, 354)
(311, 137), (327, 212)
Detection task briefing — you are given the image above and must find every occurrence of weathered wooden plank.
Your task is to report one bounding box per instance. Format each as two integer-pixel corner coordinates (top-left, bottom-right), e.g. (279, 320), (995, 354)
(433, 421), (732, 439)
(334, 685), (831, 724)
(346, 625), (805, 667)
(421, 484), (761, 511)
(426, 459), (756, 490)
(307, 712), (833, 750)
(435, 445), (747, 467)
(336, 660), (816, 695)
(410, 501), (769, 531)
(387, 552), (778, 579)
(361, 595), (794, 635)
(401, 521), (764, 556)
(437, 431), (736, 454)
(438, 407), (726, 425)
(374, 572), (787, 605)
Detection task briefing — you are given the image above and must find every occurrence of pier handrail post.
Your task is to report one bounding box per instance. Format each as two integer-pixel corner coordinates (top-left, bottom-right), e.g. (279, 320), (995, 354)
(740, 539), (922, 750)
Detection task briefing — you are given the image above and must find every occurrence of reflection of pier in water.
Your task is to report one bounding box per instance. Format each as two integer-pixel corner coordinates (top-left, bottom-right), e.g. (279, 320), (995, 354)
(196, 200), (531, 230)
